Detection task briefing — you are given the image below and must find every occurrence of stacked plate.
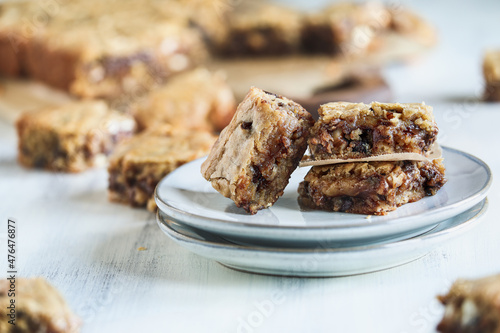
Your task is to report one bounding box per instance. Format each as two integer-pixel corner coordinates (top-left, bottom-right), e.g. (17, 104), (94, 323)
(155, 147), (491, 277)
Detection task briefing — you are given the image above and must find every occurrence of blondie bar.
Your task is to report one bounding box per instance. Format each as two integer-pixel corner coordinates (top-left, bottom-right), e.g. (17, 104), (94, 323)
(132, 68), (235, 132)
(108, 125), (216, 211)
(301, 2), (391, 56)
(0, 277), (81, 333)
(483, 50), (500, 101)
(0, 0), (206, 99)
(308, 102), (438, 161)
(298, 159), (446, 215)
(16, 100), (136, 172)
(214, 3), (302, 56)
(438, 274), (500, 333)
(201, 87), (314, 214)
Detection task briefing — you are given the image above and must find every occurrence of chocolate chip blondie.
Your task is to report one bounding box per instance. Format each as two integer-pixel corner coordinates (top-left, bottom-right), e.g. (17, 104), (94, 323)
(301, 2), (391, 56)
(298, 159), (446, 215)
(131, 68), (236, 132)
(0, 277), (81, 333)
(483, 50), (500, 101)
(108, 125), (216, 211)
(201, 87), (314, 214)
(308, 102), (438, 161)
(214, 3), (302, 57)
(0, 0), (206, 99)
(16, 100), (136, 172)
(438, 274), (500, 333)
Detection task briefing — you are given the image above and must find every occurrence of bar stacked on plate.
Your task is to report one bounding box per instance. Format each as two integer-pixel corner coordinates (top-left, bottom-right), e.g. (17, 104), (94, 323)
(298, 102), (446, 215)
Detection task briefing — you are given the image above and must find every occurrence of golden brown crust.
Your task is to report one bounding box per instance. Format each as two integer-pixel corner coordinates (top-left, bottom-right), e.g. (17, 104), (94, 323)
(298, 159), (446, 215)
(0, 277), (81, 333)
(309, 101), (438, 160)
(16, 100), (136, 172)
(438, 274), (500, 333)
(201, 87), (314, 214)
(131, 68), (235, 132)
(108, 125), (216, 211)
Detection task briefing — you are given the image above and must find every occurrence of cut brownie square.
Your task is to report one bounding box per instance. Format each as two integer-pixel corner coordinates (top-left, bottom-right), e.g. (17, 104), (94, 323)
(108, 125), (216, 211)
(0, 0), (206, 99)
(16, 100), (136, 172)
(131, 68), (236, 132)
(308, 101), (438, 160)
(298, 159), (446, 215)
(201, 87), (315, 214)
(0, 277), (81, 333)
(483, 50), (500, 101)
(214, 3), (302, 57)
(301, 2), (391, 56)
(438, 274), (500, 333)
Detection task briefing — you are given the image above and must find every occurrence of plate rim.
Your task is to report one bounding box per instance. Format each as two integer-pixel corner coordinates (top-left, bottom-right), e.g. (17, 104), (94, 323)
(155, 146), (492, 231)
(157, 198), (488, 255)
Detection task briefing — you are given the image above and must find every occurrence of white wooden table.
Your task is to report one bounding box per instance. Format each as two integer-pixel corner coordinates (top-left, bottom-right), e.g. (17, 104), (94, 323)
(1, 1), (499, 332)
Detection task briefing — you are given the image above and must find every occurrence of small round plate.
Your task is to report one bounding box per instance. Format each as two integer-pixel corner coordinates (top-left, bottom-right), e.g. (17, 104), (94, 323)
(157, 199), (488, 277)
(155, 147), (491, 248)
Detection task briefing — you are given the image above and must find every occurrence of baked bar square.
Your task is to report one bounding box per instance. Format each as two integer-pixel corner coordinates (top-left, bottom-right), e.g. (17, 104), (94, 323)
(0, 0), (205, 98)
(438, 274), (500, 333)
(201, 87), (314, 214)
(301, 2), (390, 55)
(298, 159), (446, 215)
(214, 3), (302, 56)
(483, 50), (500, 101)
(309, 101), (438, 160)
(0, 277), (81, 333)
(108, 125), (216, 211)
(131, 68), (235, 132)
(16, 100), (136, 172)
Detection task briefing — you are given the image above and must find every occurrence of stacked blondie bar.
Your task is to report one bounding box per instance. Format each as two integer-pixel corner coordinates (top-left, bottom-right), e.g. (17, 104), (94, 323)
(6, 0), (440, 214)
(203, 90), (446, 215)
